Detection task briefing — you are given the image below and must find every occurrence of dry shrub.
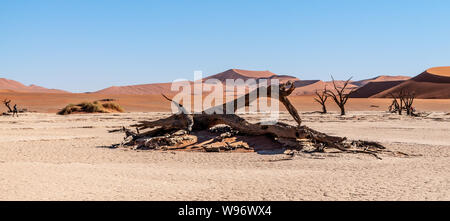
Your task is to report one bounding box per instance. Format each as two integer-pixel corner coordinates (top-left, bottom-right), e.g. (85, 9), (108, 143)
(101, 102), (124, 112)
(58, 101), (124, 115)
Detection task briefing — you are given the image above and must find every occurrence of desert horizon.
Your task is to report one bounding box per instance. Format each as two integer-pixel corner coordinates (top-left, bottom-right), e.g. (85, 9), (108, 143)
(2, 66), (450, 115)
(2, 66), (449, 97)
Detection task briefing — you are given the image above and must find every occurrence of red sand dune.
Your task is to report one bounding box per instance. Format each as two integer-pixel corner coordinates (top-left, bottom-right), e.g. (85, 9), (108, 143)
(0, 78), (68, 93)
(95, 69), (299, 95)
(267, 74), (300, 83)
(2, 67), (449, 113)
(293, 80), (320, 88)
(352, 75), (411, 87)
(204, 69), (299, 83)
(427, 66), (450, 77)
(293, 80), (359, 95)
(0, 89), (16, 93)
(205, 69), (276, 82)
(1, 90), (449, 114)
(98, 69), (405, 96)
(95, 82), (178, 95)
(373, 67), (450, 99)
(294, 76), (411, 96)
(349, 81), (406, 98)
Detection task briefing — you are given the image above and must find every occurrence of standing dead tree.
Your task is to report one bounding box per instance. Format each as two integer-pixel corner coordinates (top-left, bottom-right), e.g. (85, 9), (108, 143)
(389, 89), (416, 116)
(314, 88), (328, 114)
(388, 98), (400, 113)
(401, 90), (415, 116)
(110, 81), (394, 159)
(389, 93), (403, 115)
(325, 76), (355, 116)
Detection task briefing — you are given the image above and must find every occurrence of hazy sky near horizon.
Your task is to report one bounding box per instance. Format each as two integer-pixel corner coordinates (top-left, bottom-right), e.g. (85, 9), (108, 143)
(1, 0), (450, 92)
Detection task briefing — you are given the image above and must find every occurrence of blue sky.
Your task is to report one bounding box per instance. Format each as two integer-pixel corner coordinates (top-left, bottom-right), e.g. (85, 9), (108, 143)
(1, 0), (449, 92)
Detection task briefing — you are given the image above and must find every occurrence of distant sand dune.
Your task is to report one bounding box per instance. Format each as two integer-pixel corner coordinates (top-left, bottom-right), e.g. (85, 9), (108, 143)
(352, 75), (411, 87)
(94, 69), (300, 95)
(293, 80), (359, 95)
(374, 67), (450, 99)
(350, 81), (406, 98)
(427, 66), (450, 77)
(0, 78), (68, 94)
(1, 90), (449, 114)
(95, 82), (177, 95)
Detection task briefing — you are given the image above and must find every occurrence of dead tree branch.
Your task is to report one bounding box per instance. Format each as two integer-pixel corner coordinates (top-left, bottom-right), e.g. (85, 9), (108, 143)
(3, 99), (13, 112)
(401, 90), (416, 116)
(314, 87), (328, 114)
(204, 81), (301, 126)
(111, 81), (389, 159)
(325, 76), (354, 116)
(389, 89), (416, 116)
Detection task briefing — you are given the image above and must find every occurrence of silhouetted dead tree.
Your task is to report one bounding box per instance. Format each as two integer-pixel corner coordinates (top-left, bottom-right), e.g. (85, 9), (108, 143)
(389, 89), (416, 116)
(325, 76), (354, 116)
(388, 99), (399, 113)
(400, 90), (416, 116)
(110, 81), (394, 159)
(389, 93), (403, 115)
(3, 99), (13, 112)
(314, 88), (328, 114)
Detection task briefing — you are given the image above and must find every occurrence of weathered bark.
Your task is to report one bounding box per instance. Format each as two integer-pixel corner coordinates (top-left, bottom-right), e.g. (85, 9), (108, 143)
(112, 81), (388, 158)
(204, 81), (301, 126)
(339, 105), (345, 116)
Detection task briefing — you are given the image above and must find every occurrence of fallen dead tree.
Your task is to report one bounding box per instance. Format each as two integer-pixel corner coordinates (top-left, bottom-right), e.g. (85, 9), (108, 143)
(110, 81), (407, 159)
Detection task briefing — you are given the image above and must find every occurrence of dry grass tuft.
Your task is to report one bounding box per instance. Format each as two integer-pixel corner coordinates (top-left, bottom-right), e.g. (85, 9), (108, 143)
(101, 102), (124, 112)
(58, 101), (124, 115)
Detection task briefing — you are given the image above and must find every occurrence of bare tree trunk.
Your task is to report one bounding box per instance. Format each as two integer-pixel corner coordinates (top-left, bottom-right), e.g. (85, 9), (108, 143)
(391, 89), (415, 116)
(205, 81), (301, 126)
(339, 105), (345, 116)
(325, 77), (354, 116)
(112, 81), (387, 158)
(401, 90), (415, 116)
(314, 89), (328, 114)
(3, 99), (13, 112)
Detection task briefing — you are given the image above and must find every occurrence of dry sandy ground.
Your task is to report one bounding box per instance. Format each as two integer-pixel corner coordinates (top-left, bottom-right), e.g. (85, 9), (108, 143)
(0, 111), (449, 201)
